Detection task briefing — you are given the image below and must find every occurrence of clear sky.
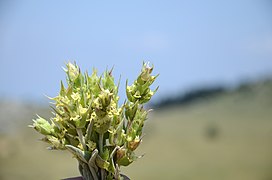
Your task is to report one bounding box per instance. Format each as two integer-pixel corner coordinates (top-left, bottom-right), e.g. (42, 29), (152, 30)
(0, 0), (272, 103)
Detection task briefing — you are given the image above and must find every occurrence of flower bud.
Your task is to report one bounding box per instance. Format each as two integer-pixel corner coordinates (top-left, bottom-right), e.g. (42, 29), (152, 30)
(71, 92), (81, 101)
(116, 147), (126, 160)
(128, 136), (141, 151)
(70, 115), (86, 128)
(93, 113), (112, 134)
(126, 62), (158, 104)
(125, 102), (138, 121)
(140, 62), (153, 82)
(86, 140), (97, 151)
(31, 116), (53, 136)
(126, 83), (136, 103)
(98, 89), (113, 108)
(47, 136), (66, 150)
(116, 149), (135, 166)
(66, 62), (80, 82)
(102, 69), (116, 93)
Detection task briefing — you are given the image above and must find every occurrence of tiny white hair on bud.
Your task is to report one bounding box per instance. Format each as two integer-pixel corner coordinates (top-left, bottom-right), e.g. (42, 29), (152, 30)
(145, 61), (151, 68)
(62, 66), (68, 72)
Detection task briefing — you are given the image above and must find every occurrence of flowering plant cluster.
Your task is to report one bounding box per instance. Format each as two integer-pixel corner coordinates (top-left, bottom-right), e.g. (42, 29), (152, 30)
(30, 62), (158, 180)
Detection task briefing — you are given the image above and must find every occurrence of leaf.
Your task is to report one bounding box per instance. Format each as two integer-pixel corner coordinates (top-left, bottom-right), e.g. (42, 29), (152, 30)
(101, 147), (110, 161)
(60, 80), (66, 96)
(95, 154), (110, 170)
(88, 149), (99, 172)
(65, 145), (90, 163)
(117, 155), (133, 167)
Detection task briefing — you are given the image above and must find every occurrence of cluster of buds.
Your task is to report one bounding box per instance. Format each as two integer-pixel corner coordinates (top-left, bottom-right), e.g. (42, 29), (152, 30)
(30, 62), (158, 180)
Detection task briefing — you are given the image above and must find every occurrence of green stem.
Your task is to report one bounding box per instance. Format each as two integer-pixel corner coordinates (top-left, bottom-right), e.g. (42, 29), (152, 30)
(99, 133), (104, 154)
(86, 120), (94, 142)
(89, 165), (99, 180)
(110, 146), (119, 179)
(82, 163), (93, 180)
(78, 160), (93, 180)
(88, 149), (99, 180)
(76, 128), (87, 151)
(99, 133), (105, 180)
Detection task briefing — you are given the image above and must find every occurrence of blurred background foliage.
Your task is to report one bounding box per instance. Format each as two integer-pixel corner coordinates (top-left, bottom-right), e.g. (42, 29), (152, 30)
(1, 0), (272, 179)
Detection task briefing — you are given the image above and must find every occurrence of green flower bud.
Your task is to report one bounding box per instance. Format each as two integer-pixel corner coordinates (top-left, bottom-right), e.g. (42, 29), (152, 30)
(116, 149), (135, 166)
(65, 62), (80, 82)
(93, 113), (112, 134)
(126, 85), (136, 103)
(102, 69), (116, 93)
(70, 115), (84, 128)
(133, 90), (141, 99)
(128, 136), (141, 151)
(126, 62), (159, 104)
(79, 105), (88, 115)
(31, 116), (54, 136)
(116, 147), (126, 160)
(140, 62), (153, 82)
(47, 136), (66, 150)
(86, 140), (97, 151)
(71, 92), (81, 101)
(98, 89), (113, 108)
(96, 154), (110, 170)
(87, 69), (101, 96)
(125, 102), (138, 121)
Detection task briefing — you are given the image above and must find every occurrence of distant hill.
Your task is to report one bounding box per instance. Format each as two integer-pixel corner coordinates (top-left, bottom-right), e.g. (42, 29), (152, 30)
(151, 78), (272, 109)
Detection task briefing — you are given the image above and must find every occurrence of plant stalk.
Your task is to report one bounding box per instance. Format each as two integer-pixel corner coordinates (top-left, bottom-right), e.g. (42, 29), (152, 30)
(89, 165), (98, 180)
(76, 128), (87, 151)
(99, 133), (105, 180)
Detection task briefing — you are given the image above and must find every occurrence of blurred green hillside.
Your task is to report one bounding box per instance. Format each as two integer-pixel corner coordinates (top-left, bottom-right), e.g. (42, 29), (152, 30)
(1, 80), (272, 180)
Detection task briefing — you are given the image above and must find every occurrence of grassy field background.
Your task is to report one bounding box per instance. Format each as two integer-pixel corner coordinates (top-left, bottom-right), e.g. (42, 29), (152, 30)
(1, 81), (272, 180)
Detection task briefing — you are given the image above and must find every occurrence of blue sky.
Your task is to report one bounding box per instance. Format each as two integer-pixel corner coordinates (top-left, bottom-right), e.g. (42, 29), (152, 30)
(0, 0), (272, 103)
